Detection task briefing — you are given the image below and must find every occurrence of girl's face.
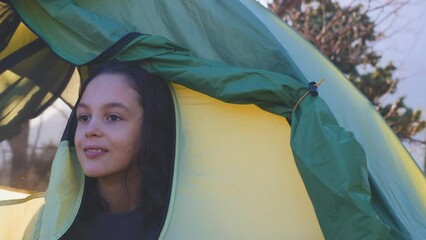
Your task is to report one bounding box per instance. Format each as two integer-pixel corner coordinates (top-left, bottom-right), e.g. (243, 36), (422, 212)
(74, 73), (143, 179)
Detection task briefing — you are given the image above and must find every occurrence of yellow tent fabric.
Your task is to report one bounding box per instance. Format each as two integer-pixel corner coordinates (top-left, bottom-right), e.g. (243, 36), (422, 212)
(161, 84), (322, 239)
(0, 189), (44, 240)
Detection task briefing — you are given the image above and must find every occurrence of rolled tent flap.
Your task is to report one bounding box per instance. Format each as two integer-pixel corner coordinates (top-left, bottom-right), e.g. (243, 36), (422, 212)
(3, 0), (425, 239)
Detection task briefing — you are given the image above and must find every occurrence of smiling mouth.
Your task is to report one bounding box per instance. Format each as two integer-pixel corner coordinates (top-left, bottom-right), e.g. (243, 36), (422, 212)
(82, 147), (108, 159)
(84, 148), (108, 153)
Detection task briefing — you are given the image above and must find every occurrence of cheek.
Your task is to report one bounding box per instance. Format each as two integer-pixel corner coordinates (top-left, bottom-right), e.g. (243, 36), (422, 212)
(74, 125), (84, 147)
(120, 129), (142, 158)
(121, 133), (141, 155)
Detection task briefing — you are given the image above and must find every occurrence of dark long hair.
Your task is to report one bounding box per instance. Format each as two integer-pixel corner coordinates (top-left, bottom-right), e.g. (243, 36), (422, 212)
(67, 60), (175, 231)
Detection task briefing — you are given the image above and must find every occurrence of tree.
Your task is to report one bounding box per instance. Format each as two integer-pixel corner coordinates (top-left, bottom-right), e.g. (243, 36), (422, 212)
(268, 0), (426, 149)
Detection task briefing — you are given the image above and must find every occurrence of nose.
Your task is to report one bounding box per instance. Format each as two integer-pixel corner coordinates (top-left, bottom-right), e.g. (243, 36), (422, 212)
(84, 117), (102, 138)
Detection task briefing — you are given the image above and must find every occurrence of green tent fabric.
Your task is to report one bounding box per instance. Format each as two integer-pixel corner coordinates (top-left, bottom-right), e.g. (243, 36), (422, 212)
(2, 0), (425, 239)
(0, 2), (75, 141)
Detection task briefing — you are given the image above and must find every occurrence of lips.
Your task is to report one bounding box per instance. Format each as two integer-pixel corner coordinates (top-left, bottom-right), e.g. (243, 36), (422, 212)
(85, 148), (107, 152)
(83, 146), (108, 159)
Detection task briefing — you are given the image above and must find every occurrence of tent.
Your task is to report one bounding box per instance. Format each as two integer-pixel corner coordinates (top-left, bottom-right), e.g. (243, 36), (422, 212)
(0, 0), (425, 239)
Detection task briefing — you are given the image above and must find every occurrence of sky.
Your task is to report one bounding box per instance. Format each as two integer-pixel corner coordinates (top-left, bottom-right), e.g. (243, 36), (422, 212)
(350, 0), (426, 114)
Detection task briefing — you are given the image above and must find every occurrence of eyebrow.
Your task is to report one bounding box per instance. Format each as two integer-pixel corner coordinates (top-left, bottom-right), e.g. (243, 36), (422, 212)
(77, 102), (132, 113)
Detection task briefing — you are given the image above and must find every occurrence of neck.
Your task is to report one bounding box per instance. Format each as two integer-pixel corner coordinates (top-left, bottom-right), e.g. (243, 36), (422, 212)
(96, 169), (142, 212)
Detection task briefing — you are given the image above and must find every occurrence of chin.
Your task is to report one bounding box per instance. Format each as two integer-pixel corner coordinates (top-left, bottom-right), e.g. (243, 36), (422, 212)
(80, 164), (104, 178)
(82, 170), (102, 178)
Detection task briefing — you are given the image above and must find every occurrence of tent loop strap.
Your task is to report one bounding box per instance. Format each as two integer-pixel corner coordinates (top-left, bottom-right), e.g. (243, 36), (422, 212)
(292, 79), (324, 112)
(0, 192), (45, 206)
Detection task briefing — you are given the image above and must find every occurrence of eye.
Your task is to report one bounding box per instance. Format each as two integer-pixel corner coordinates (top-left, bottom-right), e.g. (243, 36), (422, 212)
(106, 114), (122, 122)
(77, 114), (90, 122)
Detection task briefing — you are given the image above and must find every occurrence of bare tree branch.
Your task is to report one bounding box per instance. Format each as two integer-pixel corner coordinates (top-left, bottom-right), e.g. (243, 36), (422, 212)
(376, 79), (398, 110)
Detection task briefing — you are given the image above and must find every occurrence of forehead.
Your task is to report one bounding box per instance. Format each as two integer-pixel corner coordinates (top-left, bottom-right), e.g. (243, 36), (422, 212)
(79, 73), (140, 107)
